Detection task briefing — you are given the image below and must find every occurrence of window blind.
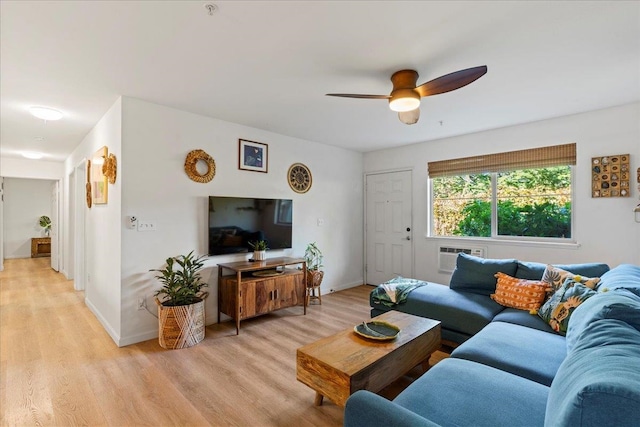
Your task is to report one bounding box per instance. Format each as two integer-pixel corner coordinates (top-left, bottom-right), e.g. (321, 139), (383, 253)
(427, 143), (576, 178)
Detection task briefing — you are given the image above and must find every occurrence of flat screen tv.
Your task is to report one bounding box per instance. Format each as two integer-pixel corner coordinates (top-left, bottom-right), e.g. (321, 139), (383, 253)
(208, 196), (293, 256)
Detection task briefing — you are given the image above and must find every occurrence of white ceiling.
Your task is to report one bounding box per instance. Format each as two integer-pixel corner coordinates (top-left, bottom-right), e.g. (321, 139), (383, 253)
(1, 1), (639, 162)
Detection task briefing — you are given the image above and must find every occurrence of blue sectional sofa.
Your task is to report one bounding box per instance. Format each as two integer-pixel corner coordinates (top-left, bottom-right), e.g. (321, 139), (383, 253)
(345, 256), (640, 427)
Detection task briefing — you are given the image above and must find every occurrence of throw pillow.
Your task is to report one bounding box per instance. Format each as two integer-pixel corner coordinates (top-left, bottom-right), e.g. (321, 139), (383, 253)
(541, 265), (600, 294)
(491, 272), (549, 311)
(449, 253), (518, 296)
(538, 278), (597, 335)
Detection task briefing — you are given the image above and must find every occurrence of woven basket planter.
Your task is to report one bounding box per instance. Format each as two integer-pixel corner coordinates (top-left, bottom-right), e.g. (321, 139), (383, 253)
(306, 270), (324, 305)
(156, 292), (208, 349)
(306, 269), (324, 288)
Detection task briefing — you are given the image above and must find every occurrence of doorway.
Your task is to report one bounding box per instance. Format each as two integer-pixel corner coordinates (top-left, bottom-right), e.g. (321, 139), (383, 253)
(364, 170), (413, 286)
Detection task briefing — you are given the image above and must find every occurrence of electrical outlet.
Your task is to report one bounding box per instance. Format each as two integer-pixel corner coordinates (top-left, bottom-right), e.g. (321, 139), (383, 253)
(137, 221), (156, 231)
(137, 297), (146, 310)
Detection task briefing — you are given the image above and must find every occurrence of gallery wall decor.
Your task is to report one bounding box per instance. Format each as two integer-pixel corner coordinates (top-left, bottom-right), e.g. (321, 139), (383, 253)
(288, 163), (312, 193)
(591, 154), (630, 198)
(184, 149), (216, 183)
(239, 139), (268, 173)
(103, 153), (117, 184)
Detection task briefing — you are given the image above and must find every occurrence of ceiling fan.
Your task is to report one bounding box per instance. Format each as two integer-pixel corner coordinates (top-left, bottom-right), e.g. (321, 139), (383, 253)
(326, 65), (487, 125)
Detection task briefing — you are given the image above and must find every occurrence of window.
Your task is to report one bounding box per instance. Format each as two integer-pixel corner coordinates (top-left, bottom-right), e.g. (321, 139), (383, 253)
(429, 144), (575, 241)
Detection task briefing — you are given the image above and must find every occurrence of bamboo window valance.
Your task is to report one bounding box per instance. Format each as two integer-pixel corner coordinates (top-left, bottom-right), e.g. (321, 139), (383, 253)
(427, 143), (576, 178)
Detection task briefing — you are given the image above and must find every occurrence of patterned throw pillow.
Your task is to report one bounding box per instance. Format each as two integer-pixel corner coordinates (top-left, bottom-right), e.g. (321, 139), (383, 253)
(491, 272), (549, 311)
(538, 278), (597, 335)
(541, 265), (600, 294)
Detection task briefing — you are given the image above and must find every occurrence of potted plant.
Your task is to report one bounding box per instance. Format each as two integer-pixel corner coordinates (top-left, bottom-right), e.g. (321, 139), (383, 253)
(39, 215), (51, 236)
(304, 242), (324, 304)
(249, 240), (268, 261)
(151, 251), (209, 349)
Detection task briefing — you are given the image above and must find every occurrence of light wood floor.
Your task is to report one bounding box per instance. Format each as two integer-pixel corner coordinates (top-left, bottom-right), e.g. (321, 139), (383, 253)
(1, 258), (448, 426)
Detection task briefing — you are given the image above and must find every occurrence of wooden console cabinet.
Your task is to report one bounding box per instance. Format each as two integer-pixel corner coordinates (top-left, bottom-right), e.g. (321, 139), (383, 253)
(31, 237), (51, 258)
(217, 257), (307, 334)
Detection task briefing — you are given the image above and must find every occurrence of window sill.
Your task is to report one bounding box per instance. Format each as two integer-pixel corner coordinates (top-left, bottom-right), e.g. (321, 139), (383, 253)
(425, 235), (581, 250)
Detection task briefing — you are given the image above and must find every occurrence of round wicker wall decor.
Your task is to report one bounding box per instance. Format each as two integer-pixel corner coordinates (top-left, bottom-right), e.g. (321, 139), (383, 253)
(85, 182), (92, 208)
(288, 163), (312, 193)
(102, 153), (117, 184)
(85, 159), (92, 208)
(184, 149), (216, 183)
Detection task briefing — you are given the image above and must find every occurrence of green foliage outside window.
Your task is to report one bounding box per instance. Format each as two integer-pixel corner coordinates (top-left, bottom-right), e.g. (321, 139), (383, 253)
(433, 166), (572, 239)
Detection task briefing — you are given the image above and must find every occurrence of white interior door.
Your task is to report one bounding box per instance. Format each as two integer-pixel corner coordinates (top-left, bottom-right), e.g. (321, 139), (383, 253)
(365, 170), (413, 285)
(50, 181), (59, 271)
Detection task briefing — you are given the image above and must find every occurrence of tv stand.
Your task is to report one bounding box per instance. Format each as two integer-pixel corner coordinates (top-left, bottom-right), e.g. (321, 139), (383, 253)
(217, 257), (307, 334)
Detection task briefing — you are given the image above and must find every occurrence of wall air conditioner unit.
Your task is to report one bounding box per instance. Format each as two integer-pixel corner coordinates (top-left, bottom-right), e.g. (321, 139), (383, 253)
(438, 246), (486, 273)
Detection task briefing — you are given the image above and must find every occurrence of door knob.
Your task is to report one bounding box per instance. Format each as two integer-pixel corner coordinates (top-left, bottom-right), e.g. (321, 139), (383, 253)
(406, 236), (411, 240)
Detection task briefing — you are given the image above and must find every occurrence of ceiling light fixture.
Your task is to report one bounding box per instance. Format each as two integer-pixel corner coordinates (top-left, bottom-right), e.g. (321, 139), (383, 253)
(22, 151), (45, 160)
(29, 106), (63, 121)
(388, 90), (421, 112)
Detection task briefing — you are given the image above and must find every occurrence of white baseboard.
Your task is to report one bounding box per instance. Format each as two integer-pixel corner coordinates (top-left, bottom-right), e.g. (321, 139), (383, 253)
(322, 279), (364, 294)
(85, 297), (121, 346)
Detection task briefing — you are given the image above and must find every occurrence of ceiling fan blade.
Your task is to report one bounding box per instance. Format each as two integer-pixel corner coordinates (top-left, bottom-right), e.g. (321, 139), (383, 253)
(398, 108), (420, 125)
(326, 93), (390, 99)
(416, 66), (487, 97)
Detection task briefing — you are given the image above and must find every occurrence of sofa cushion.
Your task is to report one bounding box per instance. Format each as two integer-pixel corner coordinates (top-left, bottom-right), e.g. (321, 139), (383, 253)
(491, 272), (548, 310)
(449, 253), (518, 296)
(372, 283), (504, 338)
(492, 308), (555, 333)
(394, 358), (548, 427)
(545, 319), (640, 427)
(450, 321), (566, 386)
(541, 265), (600, 293)
(567, 288), (640, 351)
(596, 263), (640, 292)
(514, 261), (610, 280)
(538, 279), (597, 335)
(345, 391), (442, 427)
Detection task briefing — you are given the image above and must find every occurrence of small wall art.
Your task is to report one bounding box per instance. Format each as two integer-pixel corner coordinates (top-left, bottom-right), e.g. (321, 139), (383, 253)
(91, 146), (109, 204)
(591, 154), (630, 198)
(239, 139), (268, 173)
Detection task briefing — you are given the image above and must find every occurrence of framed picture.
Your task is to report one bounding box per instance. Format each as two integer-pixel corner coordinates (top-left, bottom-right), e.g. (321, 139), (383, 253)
(91, 146), (109, 204)
(239, 139), (268, 173)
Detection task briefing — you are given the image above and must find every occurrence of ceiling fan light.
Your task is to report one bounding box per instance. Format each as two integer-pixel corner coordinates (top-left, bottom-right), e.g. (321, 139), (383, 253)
(389, 90), (420, 112)
(29, 106), (63, 121)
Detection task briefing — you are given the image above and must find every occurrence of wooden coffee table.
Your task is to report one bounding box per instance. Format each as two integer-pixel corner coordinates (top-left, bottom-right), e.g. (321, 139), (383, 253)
(296, 310), (441, 407)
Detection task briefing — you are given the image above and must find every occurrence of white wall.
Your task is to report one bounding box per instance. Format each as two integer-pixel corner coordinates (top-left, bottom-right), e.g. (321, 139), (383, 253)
(118, 97), (364, 345)
(0, 158), (64, 180)
(364, 102), (640, 285)
(3, 178), (54, 258)
(64, 98), (123, 343)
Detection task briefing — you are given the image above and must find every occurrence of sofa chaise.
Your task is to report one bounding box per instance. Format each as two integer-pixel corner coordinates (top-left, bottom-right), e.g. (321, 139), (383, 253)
(344, 254), (640, 427)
